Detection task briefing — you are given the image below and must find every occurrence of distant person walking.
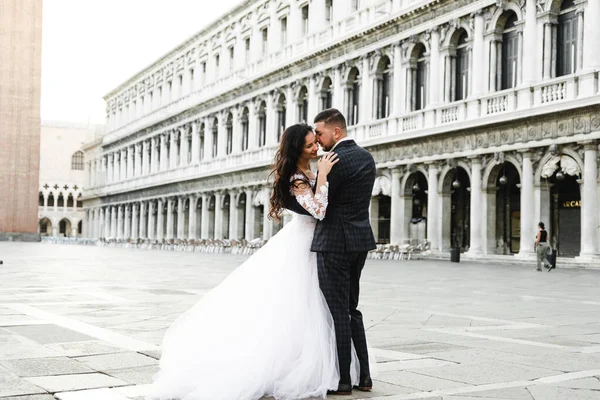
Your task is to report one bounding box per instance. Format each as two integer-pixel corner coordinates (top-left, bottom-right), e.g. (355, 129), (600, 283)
(535, 222), (553, 272)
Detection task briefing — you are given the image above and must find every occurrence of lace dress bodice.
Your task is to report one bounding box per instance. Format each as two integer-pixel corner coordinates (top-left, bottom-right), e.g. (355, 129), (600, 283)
(289, 173), (329, 221)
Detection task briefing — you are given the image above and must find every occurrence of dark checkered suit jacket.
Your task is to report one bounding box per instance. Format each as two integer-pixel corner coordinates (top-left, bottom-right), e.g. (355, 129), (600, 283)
(311, 139), (377, 253)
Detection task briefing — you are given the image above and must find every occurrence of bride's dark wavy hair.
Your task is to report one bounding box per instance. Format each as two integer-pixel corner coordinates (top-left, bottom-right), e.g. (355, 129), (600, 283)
(268, 123), (314, 222)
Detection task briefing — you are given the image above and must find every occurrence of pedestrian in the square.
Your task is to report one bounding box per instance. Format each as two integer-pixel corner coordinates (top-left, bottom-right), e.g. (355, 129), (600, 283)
(535, 222), (553, 271)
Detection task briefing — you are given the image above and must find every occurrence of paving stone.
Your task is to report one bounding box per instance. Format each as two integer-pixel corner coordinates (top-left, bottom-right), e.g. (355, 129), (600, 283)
(24, 373), (127, 392)
(526, 384), (600, 400)
(104, 365), (157, 385)
(0, 396), (55, 400)
(4, 324), (95, 344)
(0, 366), (47, 397)
(0, 357), (93, 377)
(74, 352), (158, 370)
(45, 341), (123, 357)
(376, 370), (470, 391)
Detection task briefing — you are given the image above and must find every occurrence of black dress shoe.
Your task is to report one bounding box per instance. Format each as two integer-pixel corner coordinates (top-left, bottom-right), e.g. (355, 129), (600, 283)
(354, 376), (373, 391)
(327, 383), (352, 395)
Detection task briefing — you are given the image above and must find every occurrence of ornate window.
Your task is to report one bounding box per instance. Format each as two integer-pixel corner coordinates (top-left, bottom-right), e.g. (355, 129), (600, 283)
(199, 123), (205, 161)
(226, 113), (233, 155)
(241, 108), (249, 151)
(557, 0), (578, 76)
(374, 56), (392, 119)
(319, 77), (333, 110)
(297, 86), (308, 123)
(301, 5), (309, 35)
(501, 12), (519, 90)
(346, 67), (361, 125)
(71, 151), (84, 170)
(211, 118), (218, 158)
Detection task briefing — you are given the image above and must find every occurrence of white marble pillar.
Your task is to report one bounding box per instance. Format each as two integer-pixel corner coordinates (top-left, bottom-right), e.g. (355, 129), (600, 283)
(188, 195), (198, 240)
(71, 221), (78, 238)
(121, 150), (128, 181)
(229, 190), (239, 240)
(117, 205), (124, 239)
(583, 0), (600, 70)
(114, 153), (121, 182)
(148, 201), (156, 240)
(98, 208), (104, 238)
(361, 56), (370, 122)
(151, 137), (159, 173)
(580, 143), (598, 257)
(390, 168), (403, 245)
(333, 67), (343, 109)
(214, 192), (224, 240)
(519, 152), (535, 256)
(204, 118), (214, 161)
(139, 202), (147, 239)
(429, 28), (441, 105)
(427, 164), (440, 251)
(180, 126), (189, 167)
(131, 203), (139, 239)
(248, 106), (257, 151)
(156, 199), (165, 241)
(308, 76), (318, 122)
(166, 198), (174, 239)
(190, 121), (200, 163)
(110, 206), (117, 238)
(392, 44), (403, 116)
(142, 141), (149, 175)
(177, 196), (186, 239)
(135, 144), (142, 177)
(522, 0), (538, 84)
(201, 194), (210, 239)
(245, 189), (256, 240)
(471, 11), (485, 97)
(262, 189), (273, 240)
(468, 158), (483, 254)
(266, 92), (277, 146)
(124, 204), (131, 239)
(169, 130), (178, 169)
(217, 116), (227, 157)
(232, 109), (242, 154)
(105, 207), (111, 238)
(543, 23), (553, 79)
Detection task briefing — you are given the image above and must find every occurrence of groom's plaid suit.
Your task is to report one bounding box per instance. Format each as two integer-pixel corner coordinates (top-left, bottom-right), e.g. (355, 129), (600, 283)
(311, 139), (376, 385)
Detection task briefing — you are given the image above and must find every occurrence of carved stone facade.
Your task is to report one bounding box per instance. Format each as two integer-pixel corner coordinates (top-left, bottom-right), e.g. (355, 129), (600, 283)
(84, 0), (600, 259)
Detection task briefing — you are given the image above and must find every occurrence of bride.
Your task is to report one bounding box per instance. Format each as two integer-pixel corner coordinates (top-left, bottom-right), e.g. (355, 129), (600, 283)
(147, 123), (361, 400)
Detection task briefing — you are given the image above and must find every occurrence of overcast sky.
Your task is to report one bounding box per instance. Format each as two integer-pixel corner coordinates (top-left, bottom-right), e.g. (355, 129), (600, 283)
(41, 0), (241, 125)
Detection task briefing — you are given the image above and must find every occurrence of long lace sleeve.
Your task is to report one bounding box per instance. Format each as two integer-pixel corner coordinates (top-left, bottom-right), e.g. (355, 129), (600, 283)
(290, 174), (329, 221)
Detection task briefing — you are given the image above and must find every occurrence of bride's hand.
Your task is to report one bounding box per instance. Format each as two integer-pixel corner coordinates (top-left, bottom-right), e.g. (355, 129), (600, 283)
(317, 152), (339, 176)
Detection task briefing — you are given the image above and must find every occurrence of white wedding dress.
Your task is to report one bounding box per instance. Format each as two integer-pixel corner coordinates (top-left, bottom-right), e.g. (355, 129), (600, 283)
(147, 176), (359, 400)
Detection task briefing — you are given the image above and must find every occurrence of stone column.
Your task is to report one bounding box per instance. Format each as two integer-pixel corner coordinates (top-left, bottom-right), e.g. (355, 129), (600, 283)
(471, 11), (485, 96)
(245, 189), (256, 240)
(427, 163), (440, 251)
(229, 190), (239, 240)
(361, 56), (370, 122)
(429, 28), (441, 105)
(142, 140), (149, 175)
(177, 196), (186, 239)
(214, 192), (224, 239)
(156, 199), (165, 240)
(169, 130), (178, 169)
(392, 44), (403, 115)
(522, 0), (538, 84)
(105, 207), (111, 238)
(519, 152), (535, 256)
(218, 115), (227, 157)
(543, 23), (553, 79)
(248, 106), (257, 151)
(180, 126), (189, 167)
(110, 206), (117, 238)
(148, 201), (156, 240)
(266, 92), (277, 146)
(308, 76), (318, 123)
(121, 149), (128, 181)
(88, 161), (95, 187)
(489, 39), (498, 91)
(580, 142), (598, 257)
(190, 121), (200, 163)
(333, 67), (343, 109)
(131, 203), (139, 239)
(262, 188), (273, 240)
(188, 195), (198, 240)
(139, 201), (147, 239)
(232, 109), (242, 154)
(583, 0), (600, 70)
(116, 205), (124, 239)
(390, 167), (403, 245)
(201, 194), (210, 239)
(468, 157), (483, 254)
(71, 220), (78, 238)
(98, 208), (104, 238)
(135, 143), (142, 177)
(204, 118), (214, 161)
(160, 133), (168, 170)
(166, 198), (174, 239)
(114, 153), (120, 182)
(124, 204), (131, 239)
(151, 136), (159, 173)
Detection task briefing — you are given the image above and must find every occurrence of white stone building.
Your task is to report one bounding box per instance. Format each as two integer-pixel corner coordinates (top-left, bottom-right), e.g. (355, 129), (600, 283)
(83, 0), (600, 260)
(39, 122), (104, 237)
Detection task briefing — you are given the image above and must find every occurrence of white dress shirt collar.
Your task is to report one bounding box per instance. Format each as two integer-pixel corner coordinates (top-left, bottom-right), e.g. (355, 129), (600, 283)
(330, 136), (354, 152)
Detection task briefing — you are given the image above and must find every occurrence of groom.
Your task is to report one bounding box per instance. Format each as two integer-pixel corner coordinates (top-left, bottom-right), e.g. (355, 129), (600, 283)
(312, 108), (376, 395)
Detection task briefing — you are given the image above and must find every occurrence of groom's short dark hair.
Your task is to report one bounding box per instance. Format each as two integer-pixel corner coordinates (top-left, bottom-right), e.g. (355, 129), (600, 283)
(314, 108), (347, 131)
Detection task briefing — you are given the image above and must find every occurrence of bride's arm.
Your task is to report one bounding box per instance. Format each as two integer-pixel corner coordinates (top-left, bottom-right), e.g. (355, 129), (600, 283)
(291, 180), (329, 221)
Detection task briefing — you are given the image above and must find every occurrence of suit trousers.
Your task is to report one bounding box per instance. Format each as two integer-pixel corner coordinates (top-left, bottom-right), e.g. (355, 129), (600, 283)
(317, 251), (370, 385)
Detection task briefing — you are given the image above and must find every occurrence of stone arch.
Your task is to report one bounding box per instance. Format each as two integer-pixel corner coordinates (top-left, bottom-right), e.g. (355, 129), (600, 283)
(59, 217), (72, 237)
(489, 5), (523, 33)
(400, 166), (429, 196)
(39, 217), (52, 236)
(534, 148), (584, 184)
(482, 155), (523, 189)
(444, 23), (473, 49)
(438, 161), (472, 193)
(343, 64), (361, 82)
(372, 174), (391, 196)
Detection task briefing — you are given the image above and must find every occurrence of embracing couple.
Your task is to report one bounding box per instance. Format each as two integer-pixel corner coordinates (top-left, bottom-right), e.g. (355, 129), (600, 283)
(148, 108), (377, 400)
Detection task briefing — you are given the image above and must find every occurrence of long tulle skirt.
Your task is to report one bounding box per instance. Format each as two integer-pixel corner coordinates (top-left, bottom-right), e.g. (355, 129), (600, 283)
(147, 214), (357, 400)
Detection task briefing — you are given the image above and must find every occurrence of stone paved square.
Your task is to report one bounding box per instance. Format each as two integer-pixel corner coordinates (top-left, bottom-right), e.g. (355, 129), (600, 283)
(1, 242), (600, 399)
